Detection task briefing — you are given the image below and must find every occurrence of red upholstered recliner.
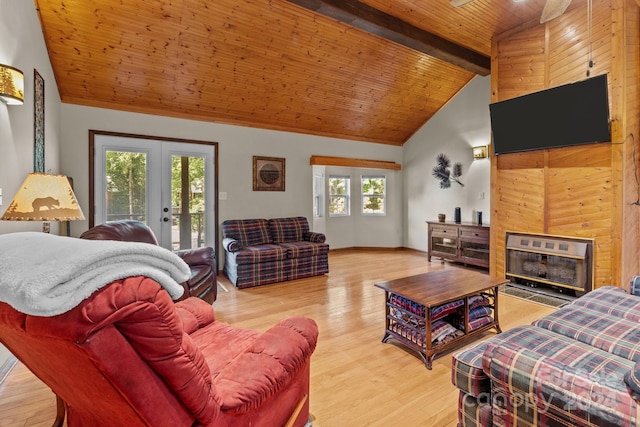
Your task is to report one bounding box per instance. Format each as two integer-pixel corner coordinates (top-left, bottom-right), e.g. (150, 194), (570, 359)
(80, 220), (217, 303)
(0, 276), (318, 426)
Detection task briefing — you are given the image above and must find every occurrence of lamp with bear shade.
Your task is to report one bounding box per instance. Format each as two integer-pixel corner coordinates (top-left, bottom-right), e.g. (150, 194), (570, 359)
(1, 173), (84, 233)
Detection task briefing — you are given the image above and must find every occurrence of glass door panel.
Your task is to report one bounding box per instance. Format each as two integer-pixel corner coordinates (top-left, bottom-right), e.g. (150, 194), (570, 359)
(169, 154), (206, 250)
(160, 142), (214, 251)
(105, 150), (148, 222)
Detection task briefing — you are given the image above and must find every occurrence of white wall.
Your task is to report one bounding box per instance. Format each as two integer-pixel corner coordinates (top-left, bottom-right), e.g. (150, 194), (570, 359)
(60, 105), (404, 253)
(324, 166), (403, 249)
(0, 0), (63, 235)
(403, 76), (492, 251)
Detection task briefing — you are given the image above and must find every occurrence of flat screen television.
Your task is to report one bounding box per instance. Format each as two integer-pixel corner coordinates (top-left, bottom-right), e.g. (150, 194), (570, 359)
(489, 74), (611, 155)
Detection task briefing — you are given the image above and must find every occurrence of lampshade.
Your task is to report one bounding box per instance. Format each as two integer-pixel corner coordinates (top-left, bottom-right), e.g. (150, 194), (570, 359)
(1, 173), (84, 232)
(0, 64), (24, 105)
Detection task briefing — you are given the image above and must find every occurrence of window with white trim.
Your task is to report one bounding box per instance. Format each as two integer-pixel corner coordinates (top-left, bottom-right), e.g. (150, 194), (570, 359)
(361, 175), (386, 215)
(329, 176), (350, 216)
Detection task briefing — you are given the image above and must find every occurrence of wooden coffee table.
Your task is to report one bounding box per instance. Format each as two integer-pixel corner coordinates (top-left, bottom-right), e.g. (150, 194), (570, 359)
(375, 268), (508, 369)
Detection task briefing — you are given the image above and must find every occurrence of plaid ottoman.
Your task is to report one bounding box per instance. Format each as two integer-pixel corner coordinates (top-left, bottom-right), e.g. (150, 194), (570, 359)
(452, 341), (493, 427)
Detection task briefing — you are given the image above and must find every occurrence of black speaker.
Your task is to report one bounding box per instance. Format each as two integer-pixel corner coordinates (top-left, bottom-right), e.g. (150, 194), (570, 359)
(454, 207), (461, 223)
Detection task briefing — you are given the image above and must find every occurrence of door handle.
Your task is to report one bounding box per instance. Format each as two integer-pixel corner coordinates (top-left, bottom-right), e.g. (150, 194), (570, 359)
(163, 217), (169, 222)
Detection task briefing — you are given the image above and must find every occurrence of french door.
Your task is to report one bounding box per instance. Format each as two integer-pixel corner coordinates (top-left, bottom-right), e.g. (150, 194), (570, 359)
(92, 132), (216, 251)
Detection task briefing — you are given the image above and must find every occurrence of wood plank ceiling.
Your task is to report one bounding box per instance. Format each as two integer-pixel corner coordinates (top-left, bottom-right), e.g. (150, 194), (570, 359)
(34, 0), (556, 146)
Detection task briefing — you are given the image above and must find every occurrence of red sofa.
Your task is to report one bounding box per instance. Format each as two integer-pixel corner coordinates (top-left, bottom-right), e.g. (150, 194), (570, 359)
(0, 275), (318, 426)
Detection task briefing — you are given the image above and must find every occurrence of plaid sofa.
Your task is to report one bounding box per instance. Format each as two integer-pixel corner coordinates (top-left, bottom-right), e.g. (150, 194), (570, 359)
(222, 217), (329, 288)
(452, 278), (640, 427)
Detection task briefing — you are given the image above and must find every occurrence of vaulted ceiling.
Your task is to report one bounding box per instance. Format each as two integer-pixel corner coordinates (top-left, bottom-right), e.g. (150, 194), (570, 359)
(34, 0), (560, 146)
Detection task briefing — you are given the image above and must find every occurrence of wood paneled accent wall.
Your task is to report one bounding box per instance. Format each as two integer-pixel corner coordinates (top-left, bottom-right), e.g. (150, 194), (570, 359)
(489, 0), (640, 288)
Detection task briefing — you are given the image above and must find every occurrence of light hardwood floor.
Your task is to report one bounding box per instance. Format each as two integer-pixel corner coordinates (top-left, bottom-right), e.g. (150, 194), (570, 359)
(0, 248), (556, 427)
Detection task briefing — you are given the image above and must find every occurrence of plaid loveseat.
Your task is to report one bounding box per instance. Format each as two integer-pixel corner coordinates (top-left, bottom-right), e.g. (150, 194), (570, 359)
(452, 278), (640, 427)
(222, 217), (329, 288)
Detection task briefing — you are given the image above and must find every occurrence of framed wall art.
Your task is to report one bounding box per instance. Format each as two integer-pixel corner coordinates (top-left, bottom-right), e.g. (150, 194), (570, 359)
(253, 156), (285, 191)
(34, 69), (45, 173)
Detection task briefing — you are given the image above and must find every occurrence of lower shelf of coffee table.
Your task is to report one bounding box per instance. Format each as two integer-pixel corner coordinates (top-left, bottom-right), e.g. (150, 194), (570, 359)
(383, 317), (498, 368)
(381, 290), (499, 369)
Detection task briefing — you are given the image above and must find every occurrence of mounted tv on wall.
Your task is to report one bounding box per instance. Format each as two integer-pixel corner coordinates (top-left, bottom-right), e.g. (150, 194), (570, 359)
(489, 74), (611, 155)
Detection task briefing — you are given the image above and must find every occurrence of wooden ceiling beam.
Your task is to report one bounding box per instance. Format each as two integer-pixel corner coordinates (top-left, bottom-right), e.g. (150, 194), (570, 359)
(285, 0), (491, 76)
(310, 155), (401, 170)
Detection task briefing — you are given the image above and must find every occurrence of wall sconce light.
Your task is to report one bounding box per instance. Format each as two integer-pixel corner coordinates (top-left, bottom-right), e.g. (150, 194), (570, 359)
(0, 64), (24, 105)
(1, 173), (85, 233)
(472, 145), (488, 159)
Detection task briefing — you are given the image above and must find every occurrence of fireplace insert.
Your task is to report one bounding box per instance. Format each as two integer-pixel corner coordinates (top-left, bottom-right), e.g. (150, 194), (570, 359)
(505, 232), (593, 295)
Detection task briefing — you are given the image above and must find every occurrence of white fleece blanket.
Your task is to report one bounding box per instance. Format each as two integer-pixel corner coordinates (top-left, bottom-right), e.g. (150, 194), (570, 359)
(0, 232), (190, 316)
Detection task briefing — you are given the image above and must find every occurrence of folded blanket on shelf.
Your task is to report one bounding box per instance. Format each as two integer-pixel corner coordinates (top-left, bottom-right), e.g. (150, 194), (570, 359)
(0, 232), (189, 316)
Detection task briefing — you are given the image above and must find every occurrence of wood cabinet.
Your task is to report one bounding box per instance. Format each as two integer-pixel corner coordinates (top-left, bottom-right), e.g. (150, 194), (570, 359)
(427, 221), (490, 269)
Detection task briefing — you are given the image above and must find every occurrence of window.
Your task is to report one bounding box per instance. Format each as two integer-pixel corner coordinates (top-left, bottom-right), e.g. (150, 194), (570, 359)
(361, 175), (386, 215)
(329, 176), (350, 216)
